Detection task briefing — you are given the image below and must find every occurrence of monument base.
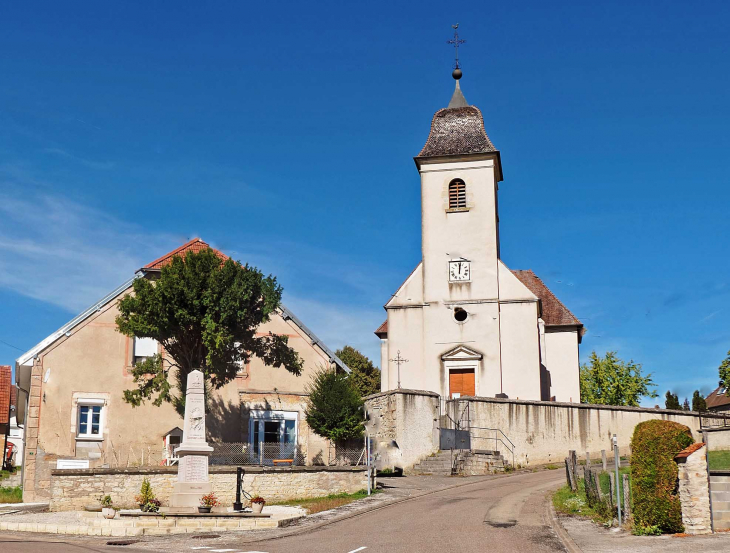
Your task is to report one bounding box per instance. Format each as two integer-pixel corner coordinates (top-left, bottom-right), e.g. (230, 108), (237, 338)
(170, 481), (213, 508)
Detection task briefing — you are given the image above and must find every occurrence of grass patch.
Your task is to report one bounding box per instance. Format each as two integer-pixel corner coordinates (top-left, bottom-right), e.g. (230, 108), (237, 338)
(0, 468), (18, 481)
(0, 486), (23, 503)
(553, 481), (607, 522)
(708, 450), (730, 470)
(270, 489), (377, 515)
(545, 464), (560, 470)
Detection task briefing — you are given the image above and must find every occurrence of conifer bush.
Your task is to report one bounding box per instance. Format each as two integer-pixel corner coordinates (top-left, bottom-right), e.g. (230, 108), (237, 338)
(630, 420), (694, 534)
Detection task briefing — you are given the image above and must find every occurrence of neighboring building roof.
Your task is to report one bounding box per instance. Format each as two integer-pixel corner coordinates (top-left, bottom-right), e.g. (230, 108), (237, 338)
(510, 270), (583, 330)
(374, 320), (388, 338)
(706, 386), (730, 410)
(0, 365), (11, 426)
(142, 238), (227, 271)
(17, 239), (351, 374)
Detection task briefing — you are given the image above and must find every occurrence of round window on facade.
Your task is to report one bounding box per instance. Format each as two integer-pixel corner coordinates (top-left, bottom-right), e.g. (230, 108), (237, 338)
(453, 307), (468, 323)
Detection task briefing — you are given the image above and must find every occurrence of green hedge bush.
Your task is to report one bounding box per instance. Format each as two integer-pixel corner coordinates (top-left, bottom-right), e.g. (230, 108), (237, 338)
(630, 420), (694, 533)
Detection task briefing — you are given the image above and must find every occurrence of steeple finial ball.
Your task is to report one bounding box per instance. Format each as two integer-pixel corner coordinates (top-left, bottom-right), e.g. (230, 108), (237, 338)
(452, 68), (462, 80)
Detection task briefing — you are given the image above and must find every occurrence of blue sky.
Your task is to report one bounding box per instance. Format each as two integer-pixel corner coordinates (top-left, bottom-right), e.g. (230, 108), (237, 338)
(1, 1), (728, 405)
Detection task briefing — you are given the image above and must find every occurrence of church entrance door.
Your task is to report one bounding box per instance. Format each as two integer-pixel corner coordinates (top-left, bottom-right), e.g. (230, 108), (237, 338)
(449, 368), (475, 399)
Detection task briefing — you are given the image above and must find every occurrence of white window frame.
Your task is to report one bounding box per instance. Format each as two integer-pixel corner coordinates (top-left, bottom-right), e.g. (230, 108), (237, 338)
(248, 410), (298, 450)
(133, 337), (158, 364)
(76, 398), (105, 441)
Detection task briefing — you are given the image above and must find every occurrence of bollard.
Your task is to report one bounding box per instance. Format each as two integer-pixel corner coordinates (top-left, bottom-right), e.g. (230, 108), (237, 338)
(233, 466), (245, 511)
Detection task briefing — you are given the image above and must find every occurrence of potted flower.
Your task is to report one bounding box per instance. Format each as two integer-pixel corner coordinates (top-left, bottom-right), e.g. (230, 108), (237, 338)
(199, 492), (219, 514)
(250, 496), (266, 514)
(135, 478), (161, 512)
(99, 495), (115, 519)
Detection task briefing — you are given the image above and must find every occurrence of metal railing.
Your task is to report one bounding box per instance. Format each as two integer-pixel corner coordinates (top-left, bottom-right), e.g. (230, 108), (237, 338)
(468, 427), (515, 468)
(210, 442), (306, 466)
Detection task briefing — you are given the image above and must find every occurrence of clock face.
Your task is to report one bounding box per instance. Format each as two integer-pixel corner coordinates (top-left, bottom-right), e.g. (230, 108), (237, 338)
(449, 261), (471, 282)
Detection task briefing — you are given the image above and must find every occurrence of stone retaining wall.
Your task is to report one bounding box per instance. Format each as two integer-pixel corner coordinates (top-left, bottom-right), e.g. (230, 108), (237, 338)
(50, 466), (367, 511)
(710, 470), (730, 531)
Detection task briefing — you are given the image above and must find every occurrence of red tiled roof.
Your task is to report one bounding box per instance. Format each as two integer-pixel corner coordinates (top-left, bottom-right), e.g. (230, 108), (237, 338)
(374, 320), (388, 338)
(674, 442), (705, 460)
(0, 365), (10, 426)
(510, 270), (583, 329)
(706, 386), (730, 410)
(142, 238), (228, 271)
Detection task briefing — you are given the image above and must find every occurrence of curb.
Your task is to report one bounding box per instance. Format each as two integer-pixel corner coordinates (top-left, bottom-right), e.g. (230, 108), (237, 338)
(545, 496), (582, 553)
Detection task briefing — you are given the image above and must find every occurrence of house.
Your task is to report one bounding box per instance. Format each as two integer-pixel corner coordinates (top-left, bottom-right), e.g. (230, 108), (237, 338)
(14, 238), (350, 502)
(706, 386), (730, 413)
(375, 71), (584, 402)
(1, 366), (23, 469)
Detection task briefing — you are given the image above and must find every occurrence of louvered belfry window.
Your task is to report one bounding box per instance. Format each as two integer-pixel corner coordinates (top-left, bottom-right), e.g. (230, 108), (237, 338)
(449, 179), (466, 209)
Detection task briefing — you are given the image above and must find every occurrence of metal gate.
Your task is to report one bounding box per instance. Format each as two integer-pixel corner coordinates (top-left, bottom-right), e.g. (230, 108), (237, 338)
(439, 399), (471, 450)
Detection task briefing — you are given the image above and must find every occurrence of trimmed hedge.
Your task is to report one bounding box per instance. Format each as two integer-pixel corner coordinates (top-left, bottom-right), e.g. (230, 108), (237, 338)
(630, 420), (694, 533)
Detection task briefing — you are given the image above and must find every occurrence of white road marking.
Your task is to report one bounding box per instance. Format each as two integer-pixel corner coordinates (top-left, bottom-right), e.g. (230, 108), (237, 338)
(190, 548), (212, 551)
(347, 548), (367, 553)
(209, 550), (239, 552)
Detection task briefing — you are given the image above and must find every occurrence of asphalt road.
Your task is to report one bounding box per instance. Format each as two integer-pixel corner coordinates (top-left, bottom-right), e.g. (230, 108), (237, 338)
(0, 469), (566, 553)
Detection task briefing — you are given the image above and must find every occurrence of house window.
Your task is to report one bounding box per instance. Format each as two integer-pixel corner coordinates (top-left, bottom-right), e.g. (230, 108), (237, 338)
(77, 401), (104, 439)
(248, 410), (298, 464)
(448, 179), (466, 209)
(133, 337), (158, 364)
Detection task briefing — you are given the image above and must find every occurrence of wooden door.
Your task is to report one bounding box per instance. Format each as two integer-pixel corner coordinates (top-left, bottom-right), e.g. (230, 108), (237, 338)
(449, 368), (475, 398)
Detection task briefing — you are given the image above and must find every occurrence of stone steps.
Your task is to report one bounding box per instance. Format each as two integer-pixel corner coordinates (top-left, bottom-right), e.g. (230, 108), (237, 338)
(412, 450), (506, 476)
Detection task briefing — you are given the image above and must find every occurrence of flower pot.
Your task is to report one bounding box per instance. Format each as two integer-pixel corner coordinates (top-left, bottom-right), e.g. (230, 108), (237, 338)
(102, 507), (115, 519)
(198, 506), (212, 514)
(251, 502), (264, 514)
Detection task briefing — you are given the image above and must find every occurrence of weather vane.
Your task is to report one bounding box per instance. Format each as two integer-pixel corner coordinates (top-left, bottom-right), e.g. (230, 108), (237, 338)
(390, 350), (409, 389)
(447, 23), (466, 70)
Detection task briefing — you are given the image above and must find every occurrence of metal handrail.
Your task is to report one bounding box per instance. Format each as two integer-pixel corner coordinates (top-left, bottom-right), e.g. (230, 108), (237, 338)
(469, 426), (515, 468)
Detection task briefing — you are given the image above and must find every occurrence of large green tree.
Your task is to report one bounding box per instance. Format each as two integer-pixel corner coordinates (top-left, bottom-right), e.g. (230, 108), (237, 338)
(305, 368), (364, 442)
(579, 351), (657, 406)
(692, 390), (707, 412)
(336, 345), (381, 397)
(116, 247), (303, 415)
(664, 391), (681, 410)
(719, 350), (730, 392)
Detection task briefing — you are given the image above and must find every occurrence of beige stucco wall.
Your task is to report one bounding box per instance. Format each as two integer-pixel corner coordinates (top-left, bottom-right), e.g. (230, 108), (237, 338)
(465, 397), (702, 466)
(49, 466), (367, 511)
(365, 389), (439, 471)
(21, 286), (337, 501)
(704, 427), (730, 451)
(544, 329), (580, 403)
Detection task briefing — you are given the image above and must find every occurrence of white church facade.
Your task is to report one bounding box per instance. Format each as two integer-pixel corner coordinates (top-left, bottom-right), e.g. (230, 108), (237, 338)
(375, 73), (584, 403)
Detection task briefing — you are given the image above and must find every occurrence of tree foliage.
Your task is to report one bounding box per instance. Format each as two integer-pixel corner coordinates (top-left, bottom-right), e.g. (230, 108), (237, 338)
(664, 391), (681, 410)
(692, 390), (707, 412)
(630, 420), (694, 534)
(579, 351), (657, 406)
(336, 345), (381, 397)
(719, 350), (730, 392)
(305, 367), (364, 442)
(116, 247), (303, 415)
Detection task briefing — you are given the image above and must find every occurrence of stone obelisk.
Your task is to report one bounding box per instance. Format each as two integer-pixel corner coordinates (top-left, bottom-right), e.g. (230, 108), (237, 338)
(170, 370), (214, 508)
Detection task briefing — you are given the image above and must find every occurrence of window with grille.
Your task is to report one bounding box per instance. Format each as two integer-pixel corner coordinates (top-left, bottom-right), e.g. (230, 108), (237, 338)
(448, 179), (466, 209)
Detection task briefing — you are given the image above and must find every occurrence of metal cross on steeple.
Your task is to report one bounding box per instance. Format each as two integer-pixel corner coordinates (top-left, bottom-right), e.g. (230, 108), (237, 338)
(389, 350), (409, 389)
(447, 23), (466, 69)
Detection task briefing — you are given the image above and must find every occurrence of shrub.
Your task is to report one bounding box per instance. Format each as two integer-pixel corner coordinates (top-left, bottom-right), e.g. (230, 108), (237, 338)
(135, 478), (156, 506)
(99, 495), (113, 508)
(630, 420), (694, 533)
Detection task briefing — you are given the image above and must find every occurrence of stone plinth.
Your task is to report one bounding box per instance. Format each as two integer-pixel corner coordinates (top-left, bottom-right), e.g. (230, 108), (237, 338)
(170, 370), (213, 508)
(675, 443), (712, 535)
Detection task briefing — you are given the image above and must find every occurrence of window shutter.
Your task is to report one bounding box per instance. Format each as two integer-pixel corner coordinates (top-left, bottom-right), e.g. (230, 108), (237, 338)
(134, 337), (158, 358)
(449, 179), (466, 209)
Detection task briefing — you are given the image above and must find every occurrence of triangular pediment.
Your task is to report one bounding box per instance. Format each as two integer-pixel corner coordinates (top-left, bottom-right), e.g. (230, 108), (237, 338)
(441, 345), (483, 361)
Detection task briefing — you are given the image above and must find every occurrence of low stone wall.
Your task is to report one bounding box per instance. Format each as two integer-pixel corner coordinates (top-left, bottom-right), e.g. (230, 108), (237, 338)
(366, 390), (707, 470)
(710, 470), (730, 531)
(50, 466), (367, 512)
(462, 396), (704, 466)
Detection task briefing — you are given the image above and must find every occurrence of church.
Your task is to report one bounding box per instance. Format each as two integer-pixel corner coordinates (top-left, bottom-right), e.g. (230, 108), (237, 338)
(375, 68), (584, 403)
